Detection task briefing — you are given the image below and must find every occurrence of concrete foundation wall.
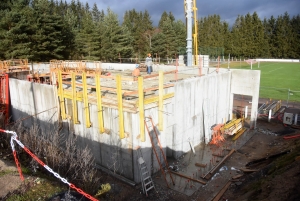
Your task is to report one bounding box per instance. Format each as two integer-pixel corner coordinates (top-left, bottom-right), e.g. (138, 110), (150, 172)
(171, 72), (231, 158)
(8, 66), (260, 183)
(9, 79), (58, 129)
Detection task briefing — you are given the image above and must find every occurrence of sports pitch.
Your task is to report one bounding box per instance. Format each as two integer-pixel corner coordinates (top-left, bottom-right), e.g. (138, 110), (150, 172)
(220, 61), (300, 102)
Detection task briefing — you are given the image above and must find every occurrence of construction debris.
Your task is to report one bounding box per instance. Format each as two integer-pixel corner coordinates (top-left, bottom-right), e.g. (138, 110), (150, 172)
(283, 134), (300, 140)
(231, 174), (243, 180)
(211, 181), (231, 201)
(170, 171), (206, 185)
(245, 150), (291, 167)
(203, 149), (235, 180)
(221, 118), (244, 136)
(239, 168), (259, 173)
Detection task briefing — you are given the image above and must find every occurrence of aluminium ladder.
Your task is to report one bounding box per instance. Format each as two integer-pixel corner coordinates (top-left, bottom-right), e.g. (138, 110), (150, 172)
(144, 116), (175, 188)
(137, 147), (156, 196)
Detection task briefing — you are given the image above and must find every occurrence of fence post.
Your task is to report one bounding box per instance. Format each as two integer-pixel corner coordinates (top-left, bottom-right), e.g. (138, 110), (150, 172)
(287, 88), (290, 108)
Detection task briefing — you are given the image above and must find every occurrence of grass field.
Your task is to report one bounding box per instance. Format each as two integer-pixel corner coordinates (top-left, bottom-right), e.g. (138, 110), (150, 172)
(219, 61), (300, 103)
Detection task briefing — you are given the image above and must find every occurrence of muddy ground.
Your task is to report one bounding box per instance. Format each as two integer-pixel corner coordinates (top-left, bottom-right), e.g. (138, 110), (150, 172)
(1, 116), (300, 201)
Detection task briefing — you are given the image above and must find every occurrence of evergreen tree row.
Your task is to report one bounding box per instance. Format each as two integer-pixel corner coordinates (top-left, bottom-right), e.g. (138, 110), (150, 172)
(0, 0), (299, 62)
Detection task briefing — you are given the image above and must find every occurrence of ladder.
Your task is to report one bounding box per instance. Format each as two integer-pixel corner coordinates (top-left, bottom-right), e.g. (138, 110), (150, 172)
(144, 116), (175, 188)
(137, 147), (156, 196)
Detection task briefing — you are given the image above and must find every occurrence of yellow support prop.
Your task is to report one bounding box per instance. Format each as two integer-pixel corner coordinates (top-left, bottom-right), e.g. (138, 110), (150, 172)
(96, 73), (105, 133)
(71, 73), (79, 124)
(82, 72), (91, 127)
(141, 93), (174, 106)
(158, 71), (163, 131)
(58, 70), (66, 120)
(116, 75), (125, 139)
(138, 76), (145, 142)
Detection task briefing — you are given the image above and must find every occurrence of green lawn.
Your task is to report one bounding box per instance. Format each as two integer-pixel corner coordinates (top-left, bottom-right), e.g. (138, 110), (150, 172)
(220, 61), (300, 102)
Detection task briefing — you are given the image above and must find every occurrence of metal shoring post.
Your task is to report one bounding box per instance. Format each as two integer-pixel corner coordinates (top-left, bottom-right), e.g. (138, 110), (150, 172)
(287, 88), (290, 108)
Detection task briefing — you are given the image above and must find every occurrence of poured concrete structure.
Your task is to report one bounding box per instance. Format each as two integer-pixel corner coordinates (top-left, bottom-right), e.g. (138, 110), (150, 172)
(9, 64), (260, 183)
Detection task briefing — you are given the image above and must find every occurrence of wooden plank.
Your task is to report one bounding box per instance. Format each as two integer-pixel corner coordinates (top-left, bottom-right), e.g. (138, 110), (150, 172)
(170, 171), (206, 185)
(240, 168), (258, 173)
(203, 149), (235, 180)
(123, 84), (174, 96)
(231, 174), (243, 180)
(195, 163), (207, 168)
(212, 181), (231, 201)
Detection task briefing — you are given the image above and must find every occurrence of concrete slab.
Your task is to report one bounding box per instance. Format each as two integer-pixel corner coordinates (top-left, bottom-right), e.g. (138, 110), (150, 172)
(153, 128), (256, 198)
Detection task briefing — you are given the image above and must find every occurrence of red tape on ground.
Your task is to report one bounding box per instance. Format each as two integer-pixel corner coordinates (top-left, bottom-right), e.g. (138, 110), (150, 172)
(13, 151), (24, 181)
(70, 184), (99, 201)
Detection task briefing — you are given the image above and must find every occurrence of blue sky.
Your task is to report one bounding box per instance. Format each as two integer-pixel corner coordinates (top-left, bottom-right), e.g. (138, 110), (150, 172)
(74, 0), (299, 26)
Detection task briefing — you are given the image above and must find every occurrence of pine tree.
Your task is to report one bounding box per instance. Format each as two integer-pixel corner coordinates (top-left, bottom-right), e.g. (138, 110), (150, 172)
(31, 0), (67, 61)
(102, 8), (133, 62)
(173, 20), (186, 55)
(0, 0), (35, 60)
(291, 15), (300, 58)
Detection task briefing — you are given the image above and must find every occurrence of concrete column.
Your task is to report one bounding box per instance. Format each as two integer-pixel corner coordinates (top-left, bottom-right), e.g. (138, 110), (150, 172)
(229, 93), (234, 120)
(185, 0), (193, 67)
(250, 95), (259, 128)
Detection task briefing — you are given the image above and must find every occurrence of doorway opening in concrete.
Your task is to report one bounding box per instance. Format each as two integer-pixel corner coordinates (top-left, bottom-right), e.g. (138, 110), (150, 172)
(233, 94), (252, 120)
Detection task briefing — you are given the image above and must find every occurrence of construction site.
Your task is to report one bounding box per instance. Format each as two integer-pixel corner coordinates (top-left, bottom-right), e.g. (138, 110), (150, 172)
(1, 0), (300, 200)
(1, 58), (300, 201)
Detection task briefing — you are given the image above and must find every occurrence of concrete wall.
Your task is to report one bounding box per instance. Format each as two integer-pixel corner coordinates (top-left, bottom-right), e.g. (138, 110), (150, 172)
(230, 69), (260, 128)
(171, 72), (231, 158)
(9, 79), (58, 129)
(8, 66), (260, 183)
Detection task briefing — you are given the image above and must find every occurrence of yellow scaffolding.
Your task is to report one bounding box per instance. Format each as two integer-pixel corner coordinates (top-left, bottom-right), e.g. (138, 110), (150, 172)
(55, 65), (177, 141)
